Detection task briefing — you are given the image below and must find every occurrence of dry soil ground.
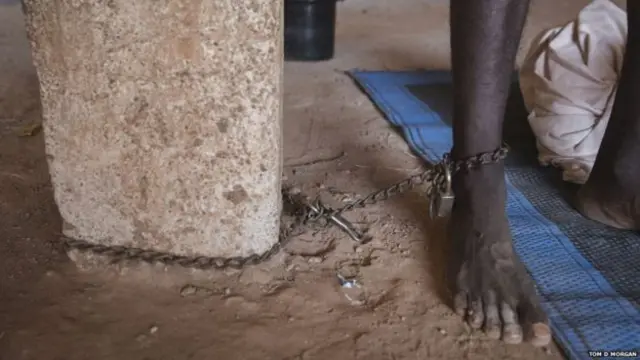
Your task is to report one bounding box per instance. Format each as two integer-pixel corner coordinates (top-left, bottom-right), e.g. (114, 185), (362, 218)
(0, 0), (620, 359)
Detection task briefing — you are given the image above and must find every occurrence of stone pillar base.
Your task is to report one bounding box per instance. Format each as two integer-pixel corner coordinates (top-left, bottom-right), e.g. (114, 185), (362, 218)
(22, 0), (283, 261)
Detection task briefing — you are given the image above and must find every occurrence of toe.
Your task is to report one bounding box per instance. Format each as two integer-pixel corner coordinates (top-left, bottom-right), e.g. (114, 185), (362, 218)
(454, 291), (468, 317)
(529, 323), (552, 347)
(518, 276), (552, 347)
(501, 302), (523, 344)
(483, 291), (501, 339)
(520, 297), (551, 347)
(468, 298), (484, 329)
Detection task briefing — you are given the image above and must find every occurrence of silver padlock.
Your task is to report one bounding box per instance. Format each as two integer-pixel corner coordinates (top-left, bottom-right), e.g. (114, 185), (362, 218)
(428, 163), (455, 219)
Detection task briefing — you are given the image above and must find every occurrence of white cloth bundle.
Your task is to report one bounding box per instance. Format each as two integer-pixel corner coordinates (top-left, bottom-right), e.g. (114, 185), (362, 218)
(519, 0), (627, 184)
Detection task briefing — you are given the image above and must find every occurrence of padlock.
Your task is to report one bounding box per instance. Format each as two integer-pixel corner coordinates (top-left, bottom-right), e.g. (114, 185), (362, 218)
(430, 189), (454, 218)
(428, 163), (455, 219)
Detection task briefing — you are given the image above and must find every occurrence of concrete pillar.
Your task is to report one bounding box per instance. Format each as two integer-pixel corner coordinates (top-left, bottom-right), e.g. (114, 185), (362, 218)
(22, 0), (283, 259)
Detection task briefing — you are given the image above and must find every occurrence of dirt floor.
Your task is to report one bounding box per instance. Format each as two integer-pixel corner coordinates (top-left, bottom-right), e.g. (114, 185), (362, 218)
(0, 0), (620, 359)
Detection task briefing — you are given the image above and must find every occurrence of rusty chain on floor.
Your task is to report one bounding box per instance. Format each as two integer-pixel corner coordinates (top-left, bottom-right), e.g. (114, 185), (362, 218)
(62, 146), (509, 270)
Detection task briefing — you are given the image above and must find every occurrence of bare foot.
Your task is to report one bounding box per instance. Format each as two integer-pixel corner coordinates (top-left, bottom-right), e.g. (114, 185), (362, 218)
(575, 184), (640, 230)
(448, 164), (551, 346)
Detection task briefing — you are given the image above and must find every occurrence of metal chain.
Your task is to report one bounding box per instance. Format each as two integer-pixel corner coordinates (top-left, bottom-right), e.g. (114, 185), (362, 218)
(63, 145), (508, 270)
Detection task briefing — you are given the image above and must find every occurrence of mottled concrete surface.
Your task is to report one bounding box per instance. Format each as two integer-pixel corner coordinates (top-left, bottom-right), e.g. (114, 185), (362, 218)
(21, 0), (283, 257)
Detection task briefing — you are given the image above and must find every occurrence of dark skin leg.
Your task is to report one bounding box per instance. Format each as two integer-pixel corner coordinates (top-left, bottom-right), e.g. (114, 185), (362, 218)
(449, 0), (551, 346)
(576, 2), (640, 229)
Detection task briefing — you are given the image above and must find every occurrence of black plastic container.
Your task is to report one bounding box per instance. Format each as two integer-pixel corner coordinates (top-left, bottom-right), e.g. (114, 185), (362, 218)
(284, 0), (337, 61)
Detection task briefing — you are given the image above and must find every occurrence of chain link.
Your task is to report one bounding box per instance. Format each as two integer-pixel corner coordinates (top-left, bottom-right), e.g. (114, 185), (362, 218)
(63, 145), (508, 270)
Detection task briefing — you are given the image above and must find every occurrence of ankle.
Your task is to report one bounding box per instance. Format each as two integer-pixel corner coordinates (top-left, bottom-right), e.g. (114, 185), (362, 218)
(444, 145), (510, 208)
(450, 165), (506, 212)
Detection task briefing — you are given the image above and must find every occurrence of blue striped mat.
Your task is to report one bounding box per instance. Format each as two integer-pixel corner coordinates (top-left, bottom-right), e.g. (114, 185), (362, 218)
(349, 69), (640, 360)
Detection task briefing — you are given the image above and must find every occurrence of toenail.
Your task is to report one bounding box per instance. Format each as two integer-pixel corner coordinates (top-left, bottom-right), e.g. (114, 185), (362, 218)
(502, 324), (523, 344)
(530, 323), (552, 347)
(486, 327), (501, 340)
(532, 323), (550, 337)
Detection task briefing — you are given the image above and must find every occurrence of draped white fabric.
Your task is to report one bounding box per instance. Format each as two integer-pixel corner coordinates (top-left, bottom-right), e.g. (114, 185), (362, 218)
(519, 0), (627, 184)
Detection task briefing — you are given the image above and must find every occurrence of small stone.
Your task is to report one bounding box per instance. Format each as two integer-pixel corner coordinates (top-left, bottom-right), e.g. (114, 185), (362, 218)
(180, 285), (198, 297)
(308, 257), (323, 264)
(149, 326), (158, 334)
(437, 327), (447, 335)
(224, 288), (232, 295)
(359, 256), (372, 266)
(355, 247), (364, 253)
(180, 284), (215, 297)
